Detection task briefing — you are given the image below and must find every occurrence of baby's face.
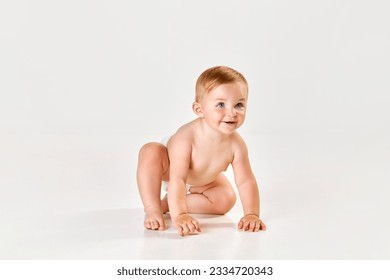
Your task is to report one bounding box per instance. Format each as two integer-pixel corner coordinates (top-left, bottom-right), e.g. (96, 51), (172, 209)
(199, 82), (248, 134)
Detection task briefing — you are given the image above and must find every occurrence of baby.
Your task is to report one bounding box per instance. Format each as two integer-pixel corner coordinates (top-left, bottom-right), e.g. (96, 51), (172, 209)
(137, 66), (266, 236)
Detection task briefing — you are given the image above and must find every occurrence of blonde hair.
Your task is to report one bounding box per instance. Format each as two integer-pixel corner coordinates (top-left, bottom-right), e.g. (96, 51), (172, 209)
(195, 66), (248, 102)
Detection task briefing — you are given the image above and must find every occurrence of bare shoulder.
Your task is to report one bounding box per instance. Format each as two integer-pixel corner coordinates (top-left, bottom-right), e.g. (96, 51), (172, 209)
(167, 120), (198, 153)
(231, 132), (249, 158)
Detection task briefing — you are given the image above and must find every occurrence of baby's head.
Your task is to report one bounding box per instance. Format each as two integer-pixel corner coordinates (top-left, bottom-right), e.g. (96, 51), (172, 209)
(195, 66), (248, 102)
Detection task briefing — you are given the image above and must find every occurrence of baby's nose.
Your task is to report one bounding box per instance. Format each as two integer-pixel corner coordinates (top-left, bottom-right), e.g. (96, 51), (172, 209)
(227, 108), (237, 116)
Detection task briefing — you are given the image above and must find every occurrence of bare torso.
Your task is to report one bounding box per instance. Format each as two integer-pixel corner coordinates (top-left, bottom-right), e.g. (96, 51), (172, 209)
(167, 118), (237, 187)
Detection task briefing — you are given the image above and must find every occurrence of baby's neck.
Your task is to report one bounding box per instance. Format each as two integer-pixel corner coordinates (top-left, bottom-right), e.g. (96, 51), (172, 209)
(198, 118), (233, 142)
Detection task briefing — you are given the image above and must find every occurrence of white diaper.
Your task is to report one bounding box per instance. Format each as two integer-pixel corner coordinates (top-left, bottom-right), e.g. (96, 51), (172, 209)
(162, 181), (191, 193)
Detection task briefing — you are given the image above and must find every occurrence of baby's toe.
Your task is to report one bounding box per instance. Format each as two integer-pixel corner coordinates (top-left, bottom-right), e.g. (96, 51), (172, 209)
(144, 220), (152, 229)
(158, 222), (166, 231)
(152, 220), (160, 230)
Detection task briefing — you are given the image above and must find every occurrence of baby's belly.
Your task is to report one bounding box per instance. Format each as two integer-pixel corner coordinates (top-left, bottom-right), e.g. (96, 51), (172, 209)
(186, 165), (229, 186)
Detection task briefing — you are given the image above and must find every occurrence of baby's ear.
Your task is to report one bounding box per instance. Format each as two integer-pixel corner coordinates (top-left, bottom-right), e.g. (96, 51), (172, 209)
(192, 102), (204, 117)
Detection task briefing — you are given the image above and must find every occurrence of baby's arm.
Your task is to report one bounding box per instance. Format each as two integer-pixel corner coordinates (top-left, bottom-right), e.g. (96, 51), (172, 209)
(167, 135), (201, 236)
(232, 136), (266, 232)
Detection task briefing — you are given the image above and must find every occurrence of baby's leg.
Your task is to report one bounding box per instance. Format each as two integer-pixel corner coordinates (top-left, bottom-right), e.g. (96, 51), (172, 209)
(137, 143), (169, 230)
(186, 173), (236, 215)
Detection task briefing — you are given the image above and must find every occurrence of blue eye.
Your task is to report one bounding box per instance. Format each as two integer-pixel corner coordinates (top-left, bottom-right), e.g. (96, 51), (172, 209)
(235, 103), (244, 109)
(216, 102), (225, 108)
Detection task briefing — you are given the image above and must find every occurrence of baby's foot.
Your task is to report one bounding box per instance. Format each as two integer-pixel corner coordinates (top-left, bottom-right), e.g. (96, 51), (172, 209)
(144, 207), (166, 231)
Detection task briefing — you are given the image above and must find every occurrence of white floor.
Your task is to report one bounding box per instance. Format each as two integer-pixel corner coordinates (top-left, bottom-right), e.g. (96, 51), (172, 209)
(1, 132), (389, 259)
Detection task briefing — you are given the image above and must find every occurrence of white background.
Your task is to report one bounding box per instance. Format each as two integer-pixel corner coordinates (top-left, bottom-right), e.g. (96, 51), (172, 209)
(1, 0), (389, 260)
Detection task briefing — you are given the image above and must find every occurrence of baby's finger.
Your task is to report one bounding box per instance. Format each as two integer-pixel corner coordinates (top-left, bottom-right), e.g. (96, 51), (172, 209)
(240, 220), (246, 230)
(254, 222), (261, 232)
(192, 219), (201, 232)
(177, 225), (184, 236)
(187, 222), (197, 233)
(181, 223), (192, 235)
(188, 224), (199, 234)
(243, 220), (250, 231)
(249, 221), (257, 231)
(260, 221), (267, 231)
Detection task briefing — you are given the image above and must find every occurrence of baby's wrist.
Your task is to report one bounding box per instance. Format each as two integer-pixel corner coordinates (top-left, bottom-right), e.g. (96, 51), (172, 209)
(243, 213), (259, 218)
(172, 212), (188, 219)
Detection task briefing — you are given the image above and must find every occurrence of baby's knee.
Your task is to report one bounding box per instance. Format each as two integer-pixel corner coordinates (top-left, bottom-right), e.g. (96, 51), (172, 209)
(138, 142), (166, 160)
(215, 188), (236, 214)
(138, 142), (169, 173)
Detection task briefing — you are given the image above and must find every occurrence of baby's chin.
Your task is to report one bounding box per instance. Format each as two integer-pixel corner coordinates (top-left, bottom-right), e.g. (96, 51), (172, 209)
(221, 122), (240, 131)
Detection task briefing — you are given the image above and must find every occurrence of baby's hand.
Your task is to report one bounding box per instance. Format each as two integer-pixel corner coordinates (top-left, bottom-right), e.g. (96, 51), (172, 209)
(173, 214), (201, 236)
(238, 214), (266, 232)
